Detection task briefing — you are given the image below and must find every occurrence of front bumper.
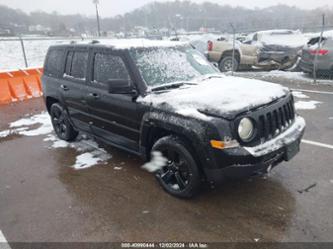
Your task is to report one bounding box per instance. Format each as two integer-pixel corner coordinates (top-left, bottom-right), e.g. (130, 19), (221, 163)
(204, 116), (306, 184)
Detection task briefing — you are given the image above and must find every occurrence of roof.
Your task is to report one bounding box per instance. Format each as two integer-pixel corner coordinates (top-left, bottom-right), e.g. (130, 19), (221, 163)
(49, 38), (189, 50)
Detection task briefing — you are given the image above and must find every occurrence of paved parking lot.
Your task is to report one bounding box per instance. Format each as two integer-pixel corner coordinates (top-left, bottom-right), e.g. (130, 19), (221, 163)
(0, 75), (332, 242)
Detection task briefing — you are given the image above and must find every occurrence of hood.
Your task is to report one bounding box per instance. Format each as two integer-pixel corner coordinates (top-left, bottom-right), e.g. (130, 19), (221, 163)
(140, 75), (289, 120)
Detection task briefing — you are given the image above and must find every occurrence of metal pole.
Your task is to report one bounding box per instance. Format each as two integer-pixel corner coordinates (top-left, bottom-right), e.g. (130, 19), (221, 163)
(94, 0), (101, 37)
(230, 23), (236, 76)
(313, 14), (325, 84)
(19, 36), (28, 68)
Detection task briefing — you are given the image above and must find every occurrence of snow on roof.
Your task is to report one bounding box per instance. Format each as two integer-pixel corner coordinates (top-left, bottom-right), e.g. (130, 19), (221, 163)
(259, 34), (308, 47)
(95, 38), (189, 49)
(256, 29), (301, 35)
(255, 30), (307, 47)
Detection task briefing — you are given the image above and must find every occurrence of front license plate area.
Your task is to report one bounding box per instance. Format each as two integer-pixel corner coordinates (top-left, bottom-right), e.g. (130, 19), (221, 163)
(285, 140), (300, 161)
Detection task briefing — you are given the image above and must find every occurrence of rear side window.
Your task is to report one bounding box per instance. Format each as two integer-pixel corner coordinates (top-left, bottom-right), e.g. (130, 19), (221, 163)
(93, 53), (130, 84)
(64, 51), (88, 81)
(44, 49), (64, 77)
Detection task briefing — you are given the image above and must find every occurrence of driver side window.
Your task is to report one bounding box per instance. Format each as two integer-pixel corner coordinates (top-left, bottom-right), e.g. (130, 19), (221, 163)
(93, 53), (130, 88)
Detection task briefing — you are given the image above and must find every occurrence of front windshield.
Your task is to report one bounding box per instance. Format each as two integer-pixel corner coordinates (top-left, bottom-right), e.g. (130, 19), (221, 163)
(131, 46), (219, 86)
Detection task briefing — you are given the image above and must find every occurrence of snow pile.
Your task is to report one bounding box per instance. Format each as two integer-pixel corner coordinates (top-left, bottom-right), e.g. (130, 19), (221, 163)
(140, 75), (288, 119)
(295, 101), (322, 110)
(141, 151), (168, 173)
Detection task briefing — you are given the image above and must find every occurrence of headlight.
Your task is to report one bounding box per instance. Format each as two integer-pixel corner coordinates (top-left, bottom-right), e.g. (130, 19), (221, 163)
(238, 117), (254, 141)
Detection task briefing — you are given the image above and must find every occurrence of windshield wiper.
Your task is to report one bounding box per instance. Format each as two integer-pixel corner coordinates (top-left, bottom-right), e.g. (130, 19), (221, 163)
(151, 82), (197, 92)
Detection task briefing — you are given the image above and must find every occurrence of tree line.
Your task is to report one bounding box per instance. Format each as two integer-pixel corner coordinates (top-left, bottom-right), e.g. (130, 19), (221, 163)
(0, 1), (332, 36)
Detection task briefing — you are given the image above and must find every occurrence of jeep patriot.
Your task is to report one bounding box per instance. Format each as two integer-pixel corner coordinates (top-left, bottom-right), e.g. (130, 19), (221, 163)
(42, 39), (305, 198)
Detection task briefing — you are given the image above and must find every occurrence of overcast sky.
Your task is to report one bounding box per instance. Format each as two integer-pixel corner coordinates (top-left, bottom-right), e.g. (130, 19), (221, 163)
(1, 0), (332, 17)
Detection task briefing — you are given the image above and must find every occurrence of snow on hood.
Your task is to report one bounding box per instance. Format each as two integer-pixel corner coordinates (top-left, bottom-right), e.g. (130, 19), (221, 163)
(140, 75), (289, 119)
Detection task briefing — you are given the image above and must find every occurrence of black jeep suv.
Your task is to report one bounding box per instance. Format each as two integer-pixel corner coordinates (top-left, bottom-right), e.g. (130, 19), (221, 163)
(42, 39), (305, 198)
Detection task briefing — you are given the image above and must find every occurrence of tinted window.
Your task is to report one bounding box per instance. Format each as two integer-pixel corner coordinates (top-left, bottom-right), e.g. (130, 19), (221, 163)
(45, 49), (64, 77)
(64, 51), (74, 75)
(70, 51), (88, 80)
(93, 53), (130, 84)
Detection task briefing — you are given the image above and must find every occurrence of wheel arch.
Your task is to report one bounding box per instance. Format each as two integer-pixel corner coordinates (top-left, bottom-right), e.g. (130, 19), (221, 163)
(220, 49), (241, 63)
(45, 96), (59, 113)
(140, 113), (211, 174)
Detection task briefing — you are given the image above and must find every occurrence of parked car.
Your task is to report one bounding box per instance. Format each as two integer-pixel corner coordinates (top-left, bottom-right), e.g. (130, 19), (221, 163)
(42, 39), (305, 198)
(300, 36), (333, 75)
(245, 30), (305, 70)
(207, 30), (305, 72)
(207, 39), (258, 71)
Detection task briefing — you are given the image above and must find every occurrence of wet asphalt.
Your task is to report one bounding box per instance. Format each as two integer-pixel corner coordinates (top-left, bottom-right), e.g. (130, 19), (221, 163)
(0, 75), (332, 242)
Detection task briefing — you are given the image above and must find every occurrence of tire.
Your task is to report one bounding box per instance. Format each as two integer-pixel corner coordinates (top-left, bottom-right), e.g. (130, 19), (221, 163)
(152, 135), (201, 198)
(219, 56), (239, 72)
(50, 103), (78, 141)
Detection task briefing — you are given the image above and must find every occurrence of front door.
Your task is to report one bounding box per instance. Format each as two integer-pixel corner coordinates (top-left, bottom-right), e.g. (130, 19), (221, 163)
(86, 51), (141, 152)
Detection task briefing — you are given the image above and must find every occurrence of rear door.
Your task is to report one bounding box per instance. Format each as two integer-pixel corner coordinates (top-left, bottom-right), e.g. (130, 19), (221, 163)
(59, 48), (91, 132)
(86, 49), (141, 152)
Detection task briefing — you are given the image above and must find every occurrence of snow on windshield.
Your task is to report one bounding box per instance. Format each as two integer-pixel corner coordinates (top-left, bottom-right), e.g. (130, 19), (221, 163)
(132, 46), (217, 86)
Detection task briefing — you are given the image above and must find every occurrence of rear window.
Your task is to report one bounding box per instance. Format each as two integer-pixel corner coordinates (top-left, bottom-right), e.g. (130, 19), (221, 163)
(44, 48), (64, 77)
(64, 51), (89, 81)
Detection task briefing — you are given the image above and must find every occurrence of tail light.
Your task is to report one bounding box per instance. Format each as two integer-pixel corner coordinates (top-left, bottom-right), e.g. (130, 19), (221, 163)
(207, 40), (213, 51)
(309, 49), (329, 56)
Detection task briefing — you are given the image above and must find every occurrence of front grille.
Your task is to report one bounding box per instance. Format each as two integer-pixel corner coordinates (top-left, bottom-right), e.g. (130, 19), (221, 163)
(257, 96), (295, 143)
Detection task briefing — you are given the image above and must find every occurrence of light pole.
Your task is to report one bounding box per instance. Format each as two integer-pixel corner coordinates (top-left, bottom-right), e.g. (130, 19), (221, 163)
(93, 0), (101, 37)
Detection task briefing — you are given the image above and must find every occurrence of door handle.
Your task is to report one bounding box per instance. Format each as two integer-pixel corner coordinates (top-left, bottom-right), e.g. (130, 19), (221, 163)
(60, 84), (69, 91)
(88, 93), (100, 99)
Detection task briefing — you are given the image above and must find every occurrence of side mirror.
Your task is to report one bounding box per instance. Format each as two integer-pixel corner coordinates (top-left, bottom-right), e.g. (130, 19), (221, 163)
(107, 79), (137, 95)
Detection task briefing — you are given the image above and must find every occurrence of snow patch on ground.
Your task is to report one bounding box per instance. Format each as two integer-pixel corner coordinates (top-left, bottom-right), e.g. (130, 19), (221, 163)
(72, 150), (111, 170)
(234, 70), (333, 85)
(0, 112), (112, 170)
(292, 91), (309, 99)
(0, 112), (53, 137)
(44, 134), (112, 169)
(295, 101), (322, 110)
